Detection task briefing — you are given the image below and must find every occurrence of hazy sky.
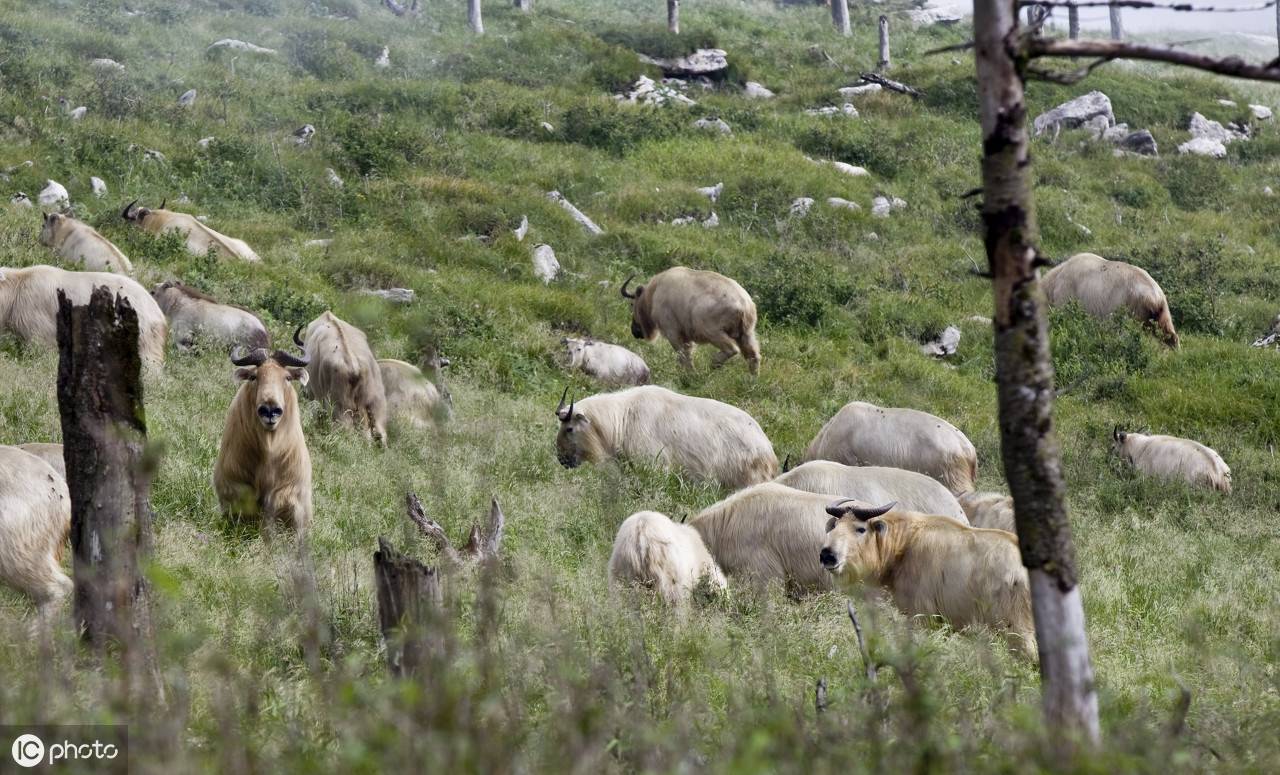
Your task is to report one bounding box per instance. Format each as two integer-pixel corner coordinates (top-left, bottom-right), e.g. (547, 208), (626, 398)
(930, 0), (1280, 37)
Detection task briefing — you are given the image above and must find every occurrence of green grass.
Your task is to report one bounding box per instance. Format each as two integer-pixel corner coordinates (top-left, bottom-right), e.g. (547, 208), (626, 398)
(1, 0), (1279, 771)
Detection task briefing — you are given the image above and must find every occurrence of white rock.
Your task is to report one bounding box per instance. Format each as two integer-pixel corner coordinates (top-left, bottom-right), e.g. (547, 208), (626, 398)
(1188, 112), (1246, 144)
(890, 196), (907, 210)
(532, 244), (560, 283)
(196, 215), (208, 222)
(826, 197), (861, 210)
(865, 232), (879, 241)
(805, 103), (859, 118)
(701, 212), (719, 228)
(1177, 137), (1227, 158)
(540, 121), (555, 132)
(293, 124), (315, 145)
(38, 180), (69, 208)
(790, 197), (814, 217)
(638, 49), (728, 77)
(176, 194), (192, 205)
(829, 160), (869, 177)
(693, 116), (731, 134)
(90, 177), (107, 197)
(697, 182), (723, 202)
(143, 149), (166, 163)
(178, 89), (197, 107)
(744, 81), (775, 99)
(360, 288), (415, 304)
(91, 58), (125, 72)
(905, 9), (963, 27)
(197, 136), (214, 149)
(1081, 114), (1110, 140)
(67, 106), (87, 120)
(670, 215), (696, 226)
(547, 191), (604, 235)
(616, 75), (696, 107)
(871, 196), (892, 218)
(1216, 99), (1238, 107)
(304, 238), (334, 248)
(920, 326), (961, 358)
(375, 47), (390, 69)
(838, 83), (882, 98)
(1032, 91), (1113, 136)
(208, 39), (276, 55)
(514, 215), (529, 241)
(965, 315), (993, 325)
(1265, 186), (1275, 196)
(10, 192), (32, 208)
(325, 168), (344, 188)
(1250, 104), (1273, 120)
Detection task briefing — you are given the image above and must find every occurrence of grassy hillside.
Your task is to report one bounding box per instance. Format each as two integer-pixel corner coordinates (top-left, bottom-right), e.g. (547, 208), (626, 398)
(1, 0), (1278, 770)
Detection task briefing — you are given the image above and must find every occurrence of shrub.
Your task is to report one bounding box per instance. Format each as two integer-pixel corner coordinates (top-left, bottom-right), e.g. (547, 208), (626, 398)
(286, 29), (365, 81)
(742, 257), (857, 328)
(1124, 235), (1227, 336)
(1050, 303), (1154, 401)
(560, 99), (685, 155)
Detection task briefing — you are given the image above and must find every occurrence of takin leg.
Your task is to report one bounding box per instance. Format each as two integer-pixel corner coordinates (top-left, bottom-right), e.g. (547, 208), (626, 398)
(667, 336), (695, 370)
(28, 557), (73, 637)
(736, 328), (761, 375)
(707, 330), (741, 369)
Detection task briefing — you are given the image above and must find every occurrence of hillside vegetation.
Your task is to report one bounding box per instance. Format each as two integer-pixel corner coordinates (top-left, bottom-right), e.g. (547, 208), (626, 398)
(1, 0), (1277, 771)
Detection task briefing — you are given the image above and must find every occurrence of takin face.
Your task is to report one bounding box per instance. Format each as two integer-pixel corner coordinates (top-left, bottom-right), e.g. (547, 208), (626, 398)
(553, 387), (594, 468)
(233, 349), (310, 431)
(817, 500), (897, 580)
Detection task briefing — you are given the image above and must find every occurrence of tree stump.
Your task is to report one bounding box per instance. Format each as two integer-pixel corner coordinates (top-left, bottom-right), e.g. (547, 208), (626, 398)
(374, 537), (442, 678)
(831, 0), (851, 37)
(877, 16), (890, 71)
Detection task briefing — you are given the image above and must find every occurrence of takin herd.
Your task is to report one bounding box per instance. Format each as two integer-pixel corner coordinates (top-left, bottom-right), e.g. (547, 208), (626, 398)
(0, 196), (1234, 660)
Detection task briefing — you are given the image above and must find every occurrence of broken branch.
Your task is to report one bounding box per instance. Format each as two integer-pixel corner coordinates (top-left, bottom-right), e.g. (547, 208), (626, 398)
(846, 600), (877, 682)
(1029, 38), (1280, 82)
(858, 72), (924, 98)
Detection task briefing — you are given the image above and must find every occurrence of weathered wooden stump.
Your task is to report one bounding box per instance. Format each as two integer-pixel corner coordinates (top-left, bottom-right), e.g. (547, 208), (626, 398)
(374, 537), (442, 677)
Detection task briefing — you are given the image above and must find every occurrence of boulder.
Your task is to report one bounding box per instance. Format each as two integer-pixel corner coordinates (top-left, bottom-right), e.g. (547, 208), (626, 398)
(871, 196), (892, 218)
(197, 136), (214, 149)
(91, 58), (125, 72)
(514, 215), (529, 241)
(1216, 99), (1237, 108)
(325, 168), (344, 188)
(701, 212), (719, 229)
(304, 239), (334, 248)
(207, 39), (277, 55)
(920, 326), (961, 358)
(790, 197), (814, 217)
(375, 47), (390, 69)
(693, 116), (731, 134)
(1250, 104), (1273, 120)
(178, 89), (197, 107)
(531, 244), (560, 283)
(637, 48), (729, 78)
(838, 83), (883, 98)
(37, 180), (68, 208)
(826, 197), (861, 210)
(697, 182), (723, 202)
(1188, 112), (1246, 144)
(1177, 137), (1227, 158)
(744, 81), (775, 99)
(905, 9), (963, 27)
(90, 177), (108, 197)
(1032, 91), (1114, 136)
(1117, 130), (1158, 156)
(360, 288), (416, 304)
(10, 192), (32, 208)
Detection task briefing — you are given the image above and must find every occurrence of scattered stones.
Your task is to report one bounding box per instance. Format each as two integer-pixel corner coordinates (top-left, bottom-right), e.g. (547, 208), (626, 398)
(697, 182), (723, 203)
(670, 215), (697, 226)
(871, 196), (892, 218)
(615, 75), (696, 106)
(375, 47), (391, 69)
(838, 83), (882, 98)
(207, 39), (276, 55)
(904, 9), (963, 27)
(514, 215), (529, 242)
(531, 244), (560, 283)
(1117, 129), (1158, 156)
(360, 288), (416, 304)
(178, 89), (197, 107)
(293, 124), (315, 146)
(1033, 90), (1114, 136)
(805, 103), (858, 118)
(1188, 111), (1247, 144)
(547, 191), (604, 235)
(10, 192), (32, 208)
(91, 58), (125, 72)
(790, 197), (815, 217)
(1178, 137), (1227, 158)
(197, 136), (214, 149)
(325, 168), (344, 188)
(637, 48), (729, 78)
(176, 193), (191, 205)
(693, 116), (731, 134)
(826, 197), (861, 210)
(701, 211), (719, 228)
(744, 81), (775, 99)
(1250, 104), (1273, 120)
(920, 326), (961, 358)
(37, 180), (68, 208)
(90, 177), (107, 197)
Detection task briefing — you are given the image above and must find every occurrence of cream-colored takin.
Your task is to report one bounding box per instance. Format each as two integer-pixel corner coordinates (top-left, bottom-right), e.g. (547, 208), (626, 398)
(16, 443), (64, 481)
(0, 445), (72, 629)
(1112, 427), (1231, 493)
(213, 347), (313, 533)
(802, 401), (977, 495)
(121, 199), (261, 262)
(296, 312), (387, 445)
(820, 501), (1036, 659)
(1042, 253), (1178, 347)
(555, 385), (777, 489)
(958, 491), (1015, 533)
(690, 482), (839, 593)
(621, 267), (761, 374)
(0, 265), (167, 366)
(152, 280), (269, 351)
(609, 511), (727, 605)
(39, 211), (133, 274)
(561, 337), (650, 386)
(776, 460), (968, 524)
(379, 355), (451, 428)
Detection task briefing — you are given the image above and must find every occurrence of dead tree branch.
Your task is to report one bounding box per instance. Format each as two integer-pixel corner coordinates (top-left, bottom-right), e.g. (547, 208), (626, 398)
(859, 71), (923, 97)
(846, 600), (877, 682)
(815, 678), (829, 713)
(1026, 57), (1112, 84)
(1022, 0), (1273, 11)
(406, 492), (505, 566)
(1029, 38), (1280, 82)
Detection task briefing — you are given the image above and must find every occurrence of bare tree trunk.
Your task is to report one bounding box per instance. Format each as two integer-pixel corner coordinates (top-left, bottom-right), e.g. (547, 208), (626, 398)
(832, 0), (851, 37)
(374, 537), (443, 678)
(973, 0), (1100, 748)
(667, 0), (680, 34)
(1069, 3), (1080, 39)
(878, 16), (890, 71)
(469, 0), (484, 35)
(1109, 2), (1123, 40)
(514, 0), (531, 10)
(56, 287), (163, 705)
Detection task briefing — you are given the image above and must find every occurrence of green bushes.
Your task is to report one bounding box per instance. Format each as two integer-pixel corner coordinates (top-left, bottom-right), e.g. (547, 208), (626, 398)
(560, 98), (687, 155)
(1050, 303), (1155, 400)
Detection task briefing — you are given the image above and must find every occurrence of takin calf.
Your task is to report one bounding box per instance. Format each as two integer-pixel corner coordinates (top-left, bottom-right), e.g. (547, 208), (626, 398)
(621, 267), (761, 374)
(555, 385), (777, 489)
(820, 501), (1036, 659)
(152, 280), (269, 352)
(0, 446), (72, 630)
(1112, 427), (1231, 493)
(609, 511), (727, 605)
(379, 355), (452, 428)
(39, 211), (133, 274)
(0, 265), (167, 366)
(213, 347), (313, 533)
(957, 491), (1015, 533)
(1042, 253), (1178, 347)
(297, 312), (388, 446)
(561, 337), (650, 386)
(776, 460), (968, 524)
(802, 401), (977, 495)
(122, 199), (261, 262)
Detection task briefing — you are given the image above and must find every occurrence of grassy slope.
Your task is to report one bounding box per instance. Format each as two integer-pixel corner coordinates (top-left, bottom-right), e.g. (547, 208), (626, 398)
(0, 0), (1277, 770)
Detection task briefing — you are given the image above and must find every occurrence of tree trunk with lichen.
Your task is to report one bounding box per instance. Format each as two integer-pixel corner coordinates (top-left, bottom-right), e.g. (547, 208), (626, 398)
(974, 0), (1100, 746)
(374, 537), (443, 677)
(668, 0), (680, 34)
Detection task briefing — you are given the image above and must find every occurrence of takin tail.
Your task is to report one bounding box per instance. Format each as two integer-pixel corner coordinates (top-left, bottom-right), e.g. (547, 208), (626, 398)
(1151, 303), (1180, 349)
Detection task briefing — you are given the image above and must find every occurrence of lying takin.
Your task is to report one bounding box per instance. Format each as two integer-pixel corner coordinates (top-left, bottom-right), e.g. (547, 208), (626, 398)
(39, 211), (133, 274)
(1112, 427), (1231, 493)
(213, 347), (313, 533)
(775, 460), (968, 524)
(560, 337), (650, 386)
(802, 401), (977, 495)
(621, 267), (761, 374)
(121, 199), (261, 262)
(609, 510), (727, 605)
(820, 500), (1036, 659)
(379, 355), (452, 428)
(296, 312), (388, 445)
(1042, 252), (1179, 347)
(0, 445), (72, 631)
(957, 491), (1015, 533)
(152, 280), (269, 352)
(0, 265), (167, 366)
(555, 385), (777, 490)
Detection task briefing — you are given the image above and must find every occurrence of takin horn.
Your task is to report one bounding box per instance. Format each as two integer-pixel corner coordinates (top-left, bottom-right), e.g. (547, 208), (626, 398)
(230, 346), (269, 367)
(121, 199), (139, 220)
(555, 386), (570, 418)
(1112, 424), (1123, 441)
(824, 499), (897, 520)
(293, 324), (306, 348)
(159, 198), (166, 210)
(619, 274), (639, 299)
(273, 349), (310, 368)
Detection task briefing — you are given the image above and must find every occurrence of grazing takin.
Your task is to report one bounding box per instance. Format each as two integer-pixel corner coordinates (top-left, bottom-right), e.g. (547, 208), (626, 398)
(820, 501), (1036, 659)
(121, 199), (261, 262)
(802, 401), (977, 495)
(609, 511), (727, 605)
(16, 443), (64, 481)
(152, 280), (269, 351)
(379, 355), (452, 428)
(1041, 253), (1179, 347)
(0, 445), (72, 629)
(39, 211), (133, 274)
(0, 265), (167, 366)
(958, 491), (1015, 533)
(555, 385), (777, 489)
(775, 460), (968, 524)
(560, 337), (650, 386)
(1112, 427), (1231, 493)
(213, 347), (313, 533)
(690, 482), (840, 593)
(620, 267), (761, 374)
(296, 312), (388, 445)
